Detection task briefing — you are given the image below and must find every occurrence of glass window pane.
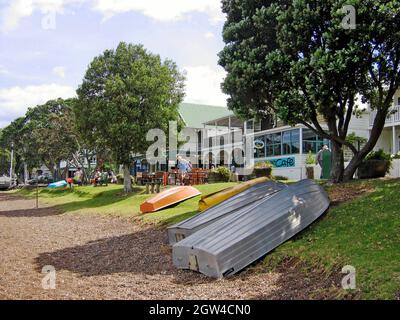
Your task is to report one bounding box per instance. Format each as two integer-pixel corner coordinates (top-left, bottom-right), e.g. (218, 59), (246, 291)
(273, 133), (281, 143)
(266, 145), (274, 156)
(291, 129), (300, 154)
(303, 141), (315, 153)
(254, 136), (266, 158)
(302, 129), (316, 141)
(274, 144), (282, 156)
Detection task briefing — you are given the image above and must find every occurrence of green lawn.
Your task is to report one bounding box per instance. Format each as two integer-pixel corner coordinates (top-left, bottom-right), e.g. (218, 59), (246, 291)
(15, 182), (237, 223)
(261, 179), (400, 299)
(12, 179), (400, 299)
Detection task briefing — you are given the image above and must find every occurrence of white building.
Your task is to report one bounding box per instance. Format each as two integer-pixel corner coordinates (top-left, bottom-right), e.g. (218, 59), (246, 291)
(200, 91), (400, 180)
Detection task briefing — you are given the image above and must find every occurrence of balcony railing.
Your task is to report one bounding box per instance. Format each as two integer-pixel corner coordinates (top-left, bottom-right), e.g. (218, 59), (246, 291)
(369, 105), (400, 126)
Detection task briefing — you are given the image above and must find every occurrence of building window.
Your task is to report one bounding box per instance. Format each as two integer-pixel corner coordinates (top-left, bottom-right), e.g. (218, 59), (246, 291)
(282, 129), (300, 155)
(254, 129), (300, 158)
(302, 129), (330, 154)
(266, 133), (282, 156)
(254, 136), (266, 158)
(220, 136), (225, 146)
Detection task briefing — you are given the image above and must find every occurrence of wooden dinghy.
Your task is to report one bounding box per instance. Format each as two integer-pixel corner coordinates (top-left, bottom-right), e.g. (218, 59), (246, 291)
(198, 177), (270, 211)
(140, 186), (201, 214)
(172, 180), (330, 278)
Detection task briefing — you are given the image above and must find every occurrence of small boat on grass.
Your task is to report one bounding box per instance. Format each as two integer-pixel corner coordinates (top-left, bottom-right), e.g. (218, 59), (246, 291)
(140, 186), (201, 214)
(172, 180), (330, 278)
(48, 180), (68, 189)
(168, 180), (287, 244)
(198, 177), (270, 211)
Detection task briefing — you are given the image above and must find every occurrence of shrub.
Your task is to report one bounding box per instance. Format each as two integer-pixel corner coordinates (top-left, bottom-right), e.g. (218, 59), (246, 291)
(273, 175), (289, 181)
(365, 149), (391, 161)
(209, 166), (231, 182)
(306, 151), (316, 166)
(254, 161), (272, 169)
(358, 150), (392, 179)
(253, 161), (273, 178)
(392, 152), (400, 160)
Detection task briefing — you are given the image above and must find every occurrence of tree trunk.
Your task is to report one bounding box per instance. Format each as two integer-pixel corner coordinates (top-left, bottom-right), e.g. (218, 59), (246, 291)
(343, 154), (363, 181)
(23, 162), (28, 184)
(123, 164), (132, 193)
(330, 140), (344, 183)
(343, 107), (388, 181)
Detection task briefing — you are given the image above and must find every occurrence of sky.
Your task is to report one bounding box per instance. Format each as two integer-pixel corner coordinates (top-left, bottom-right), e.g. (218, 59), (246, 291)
(0, 0), (229, 128)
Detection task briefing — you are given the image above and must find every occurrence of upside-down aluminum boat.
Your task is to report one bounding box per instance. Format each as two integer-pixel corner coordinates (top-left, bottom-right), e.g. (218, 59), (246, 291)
(197, 177), (270, 211)
(172, 179), (330, 278)
(168, 180), (287, 244)
(140, 186), (201, 213)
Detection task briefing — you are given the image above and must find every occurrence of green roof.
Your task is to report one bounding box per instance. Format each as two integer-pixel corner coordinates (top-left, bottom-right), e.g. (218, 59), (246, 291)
(179, 103), (233, 128)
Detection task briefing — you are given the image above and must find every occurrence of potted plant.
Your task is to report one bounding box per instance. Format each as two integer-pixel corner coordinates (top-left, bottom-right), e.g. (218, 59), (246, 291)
(253, 161), (273, 178)
(357, 149), (392, 179)
(305, 151), (315, 179)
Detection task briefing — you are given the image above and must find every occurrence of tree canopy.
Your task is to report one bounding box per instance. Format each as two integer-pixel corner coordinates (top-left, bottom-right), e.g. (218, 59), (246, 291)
(75, 42), (185, 192)
(219, 0), (400, 182)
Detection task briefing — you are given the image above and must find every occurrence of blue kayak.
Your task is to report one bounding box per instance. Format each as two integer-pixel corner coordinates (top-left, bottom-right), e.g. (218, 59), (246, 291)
(48, 180), (68, 189)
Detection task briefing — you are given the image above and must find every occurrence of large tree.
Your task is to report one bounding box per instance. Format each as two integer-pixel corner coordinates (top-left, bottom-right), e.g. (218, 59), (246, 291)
(0, 117), (41, 181)
(25, 99), (78, 180)
(75, 42), (185, 192)
(219, 0), (400, 182)
(1, 99), (79, 182)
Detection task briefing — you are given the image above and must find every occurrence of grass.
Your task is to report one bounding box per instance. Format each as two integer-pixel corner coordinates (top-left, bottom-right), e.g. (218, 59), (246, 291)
(11, 178), (400, 299)
(14, 182), (238, 222)
(261, 178), (400, 299)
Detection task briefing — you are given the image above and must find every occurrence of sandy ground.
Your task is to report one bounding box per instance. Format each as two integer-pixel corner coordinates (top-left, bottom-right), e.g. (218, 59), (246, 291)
(0, 193), (342, 300)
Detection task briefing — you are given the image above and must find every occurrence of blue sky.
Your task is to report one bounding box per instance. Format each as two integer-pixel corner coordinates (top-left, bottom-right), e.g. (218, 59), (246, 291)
(0, 0), (228, 128)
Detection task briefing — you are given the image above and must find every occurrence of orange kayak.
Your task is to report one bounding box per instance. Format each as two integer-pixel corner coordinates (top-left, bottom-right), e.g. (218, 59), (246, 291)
(140, 186), (201, 213)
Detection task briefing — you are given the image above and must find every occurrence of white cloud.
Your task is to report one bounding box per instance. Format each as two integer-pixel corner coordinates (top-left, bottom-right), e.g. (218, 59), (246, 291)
(183, 65), (228, 106)
(91, 0), (224, 23)
(0, 0), (79, 33)
(0, 83), (76, 127)
(0, 0), (224, 33)
(53, 66), (66, 78)
(204, 31), (215, 39)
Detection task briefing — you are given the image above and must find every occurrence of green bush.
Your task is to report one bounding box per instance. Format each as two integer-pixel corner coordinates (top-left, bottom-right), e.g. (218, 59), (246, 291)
(209, 166), (231, 183)
(273, 175), (288, 181)
(358, 150), (392, 179)
(253, 161), (273, 178)
(365, 149), (391, 161)
(306, 151), (316, 166)
(392, 152), (400, 159)
(254, 160), (272, 169)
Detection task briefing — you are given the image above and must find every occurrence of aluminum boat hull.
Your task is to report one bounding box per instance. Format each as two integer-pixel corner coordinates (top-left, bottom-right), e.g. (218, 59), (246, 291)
(172, 180), (330, 278)
(168, 180), (287, 244)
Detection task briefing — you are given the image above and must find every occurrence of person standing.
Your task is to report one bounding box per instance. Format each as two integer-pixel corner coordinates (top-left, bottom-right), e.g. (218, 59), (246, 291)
(177, 156), (189, 184)
(74, 167), (83, 186)
(316, 145), (329, 179)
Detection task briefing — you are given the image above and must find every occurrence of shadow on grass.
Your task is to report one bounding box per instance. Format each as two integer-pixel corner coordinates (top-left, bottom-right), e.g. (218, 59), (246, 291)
(0, 187), (144, 218)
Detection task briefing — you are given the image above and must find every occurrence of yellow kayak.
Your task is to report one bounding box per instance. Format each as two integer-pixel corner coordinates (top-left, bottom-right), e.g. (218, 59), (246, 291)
(198, 177), (270, 211)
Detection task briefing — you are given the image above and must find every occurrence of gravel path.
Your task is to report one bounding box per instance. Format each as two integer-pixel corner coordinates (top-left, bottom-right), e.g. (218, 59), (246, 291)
(0, 193), (340, 300)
